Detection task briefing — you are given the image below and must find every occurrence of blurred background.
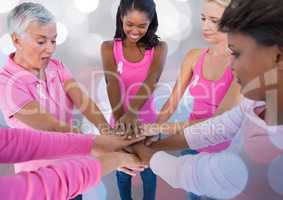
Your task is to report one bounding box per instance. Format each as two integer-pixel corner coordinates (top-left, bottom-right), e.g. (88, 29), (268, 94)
(0, 0), (207, 199)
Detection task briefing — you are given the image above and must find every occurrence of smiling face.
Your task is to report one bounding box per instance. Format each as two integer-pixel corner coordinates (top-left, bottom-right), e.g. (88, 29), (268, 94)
(201, 0), (227, 44)
(228, 32), (281, 101)
(121, 9), (150, 44)
(12, 20), (57, 71)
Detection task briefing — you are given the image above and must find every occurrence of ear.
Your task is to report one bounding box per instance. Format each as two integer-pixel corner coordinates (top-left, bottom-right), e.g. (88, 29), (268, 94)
(11, 33), (23, 50)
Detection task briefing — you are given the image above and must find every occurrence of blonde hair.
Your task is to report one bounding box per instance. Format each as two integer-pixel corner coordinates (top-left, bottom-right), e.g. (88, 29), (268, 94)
(206, 0), (231, 7)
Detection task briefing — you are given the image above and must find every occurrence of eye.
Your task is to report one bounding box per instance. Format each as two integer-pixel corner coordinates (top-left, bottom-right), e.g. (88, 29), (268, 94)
(201, 17), (206, 21)
(212, 20), (220, 24)
(231, 51), (240, 58)
(37, 41), (45, 45)
(138, 25), (147, 29)
(51, 40), (56, 45)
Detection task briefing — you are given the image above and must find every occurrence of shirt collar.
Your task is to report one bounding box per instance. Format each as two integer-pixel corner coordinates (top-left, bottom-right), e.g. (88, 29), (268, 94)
(4, 53), (56, 84)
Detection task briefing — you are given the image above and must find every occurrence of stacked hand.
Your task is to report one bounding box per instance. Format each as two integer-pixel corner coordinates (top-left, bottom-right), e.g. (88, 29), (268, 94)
(115, 112), (142, 139)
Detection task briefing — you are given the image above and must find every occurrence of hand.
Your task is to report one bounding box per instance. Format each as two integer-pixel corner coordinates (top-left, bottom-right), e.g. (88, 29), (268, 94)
(144, 135), (160, 146)
(93, 134), (146, 154)
(131, 142), (156, 165)
(116, 112), (141, 139)
(117, 151), (147, 176)
(139, 123), (161, 136)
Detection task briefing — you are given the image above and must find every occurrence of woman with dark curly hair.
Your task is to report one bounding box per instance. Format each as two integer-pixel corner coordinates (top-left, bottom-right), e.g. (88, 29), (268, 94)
(132, 0), (283, 199)
(101, 0), (167, 199)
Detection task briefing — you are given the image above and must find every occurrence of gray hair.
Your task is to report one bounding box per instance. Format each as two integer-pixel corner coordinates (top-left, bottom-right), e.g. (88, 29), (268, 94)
(6, 2), (55, 35)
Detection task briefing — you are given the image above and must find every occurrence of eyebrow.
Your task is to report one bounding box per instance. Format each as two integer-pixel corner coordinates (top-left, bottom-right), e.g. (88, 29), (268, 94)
(35, 34), (57, 39)
(126, 21), (148, 26)
(201, 14), (220, 19)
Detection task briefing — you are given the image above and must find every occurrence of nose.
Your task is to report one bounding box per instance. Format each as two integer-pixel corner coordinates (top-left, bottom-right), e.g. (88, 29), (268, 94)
(131, 28), (139, 35)
(46, 41), (56, 54)
(203, 19), (212, 31)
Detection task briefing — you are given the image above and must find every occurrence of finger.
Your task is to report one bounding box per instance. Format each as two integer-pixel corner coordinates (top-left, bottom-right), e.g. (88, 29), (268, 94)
(126, 136), (145, 145)
(145, 138), (154, 146)
(117, 167), (137, 176)
(127, 166), (146, 172)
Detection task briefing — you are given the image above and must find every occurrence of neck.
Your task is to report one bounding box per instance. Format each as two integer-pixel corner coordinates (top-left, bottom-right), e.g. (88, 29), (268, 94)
(13, 52), (40, 75)
(209, 41), (229, 56)
(123, 38), (139, 48)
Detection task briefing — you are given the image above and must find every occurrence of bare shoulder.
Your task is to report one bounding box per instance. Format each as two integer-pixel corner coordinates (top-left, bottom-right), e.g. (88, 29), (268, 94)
(101, 40), (114, 53)
(185, 48), (202, 60)
(153, 41), (168, 58)
(182, 48), (202, 70)
(155, 41), (168, 51)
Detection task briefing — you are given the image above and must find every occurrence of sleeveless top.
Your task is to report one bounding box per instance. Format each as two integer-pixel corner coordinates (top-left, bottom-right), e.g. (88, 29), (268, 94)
(111, 39), (157, 124)
(188, 48), (234, 152)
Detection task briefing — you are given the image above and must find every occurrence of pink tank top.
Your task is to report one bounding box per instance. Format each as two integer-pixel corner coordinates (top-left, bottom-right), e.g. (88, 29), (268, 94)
(188, 48), (233, 152)
(111, 39), (157, 124)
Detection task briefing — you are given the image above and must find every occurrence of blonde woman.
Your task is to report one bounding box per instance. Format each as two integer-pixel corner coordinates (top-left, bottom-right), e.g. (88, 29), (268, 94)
(144, 0), (240, 199)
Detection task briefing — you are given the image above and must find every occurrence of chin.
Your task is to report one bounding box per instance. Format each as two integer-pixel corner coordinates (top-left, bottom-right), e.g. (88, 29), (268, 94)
(203, 37), (217, 44)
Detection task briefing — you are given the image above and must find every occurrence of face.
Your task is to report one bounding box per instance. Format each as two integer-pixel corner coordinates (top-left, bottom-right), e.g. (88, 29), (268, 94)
(12, 20), (57, 71)
(201, 0), (227, 44)
(121, 9), (150, 43)
(228, 32), (280, 101)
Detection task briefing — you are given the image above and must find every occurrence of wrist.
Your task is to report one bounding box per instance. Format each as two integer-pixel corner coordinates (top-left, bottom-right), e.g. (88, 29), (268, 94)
(116, 152), (128, 167)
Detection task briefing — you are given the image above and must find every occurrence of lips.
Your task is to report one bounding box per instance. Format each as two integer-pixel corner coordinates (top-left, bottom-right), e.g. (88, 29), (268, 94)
(129, 34), (140, 41)
(41, 57), (51, 63)
(203, 33), (214, 38)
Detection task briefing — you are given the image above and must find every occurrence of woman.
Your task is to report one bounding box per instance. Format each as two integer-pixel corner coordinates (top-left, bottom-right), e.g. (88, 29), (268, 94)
(101, 0), (167, 199)
(0, 128), (146, 200)
(134, 0), (283, 199)
(0, 3), (145, 200)
(148, 0), (241, 152)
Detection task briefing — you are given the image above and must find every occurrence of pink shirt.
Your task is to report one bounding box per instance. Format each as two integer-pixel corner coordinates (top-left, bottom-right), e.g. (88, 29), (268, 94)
(0, 53), (74, 172)
(112, 39), (157, 124)
(188, 48), (234, 152)
(150, 98), (283, 199)
(0, 53), (74, 128)
(0, 128), (101, 200)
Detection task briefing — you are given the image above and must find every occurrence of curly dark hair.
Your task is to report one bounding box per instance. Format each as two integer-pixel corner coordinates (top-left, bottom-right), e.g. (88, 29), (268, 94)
(219, 0), (283, 50)
(114, 0), (160, 49)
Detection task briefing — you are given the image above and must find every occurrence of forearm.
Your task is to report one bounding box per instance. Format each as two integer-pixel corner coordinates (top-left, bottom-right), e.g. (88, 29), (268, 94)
(0, 156), (101, 199)
(82, 102), (110, 133)
(150, 134), (189, 151)
(0, 128), (93, 163)
(127, 79), (157, 114)
(96, 152), (125, 176)
(157, 99), (179, 123)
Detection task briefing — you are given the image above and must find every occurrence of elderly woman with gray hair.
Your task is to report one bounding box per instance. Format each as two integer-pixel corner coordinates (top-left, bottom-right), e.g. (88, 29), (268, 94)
(0, 2), (146, 200)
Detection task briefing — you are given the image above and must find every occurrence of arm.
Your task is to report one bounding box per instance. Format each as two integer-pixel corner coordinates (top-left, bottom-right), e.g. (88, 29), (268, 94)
(64, 79), (111, 133)
(0, 151), (145, 200)
(101, 41), (125, 122)
(214, 78), (242, 115)
(0, 128), (93, 163)
(125, 41), (168, 115)
(149, 151), (247, 198)
(0, 156), (101, 200)
(157, 49), (201, 123)
(150, 103), (244, 151)
(14, 101), (79, 133)
(118, 42), (168, 137)
(132, 143), (247, 198)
